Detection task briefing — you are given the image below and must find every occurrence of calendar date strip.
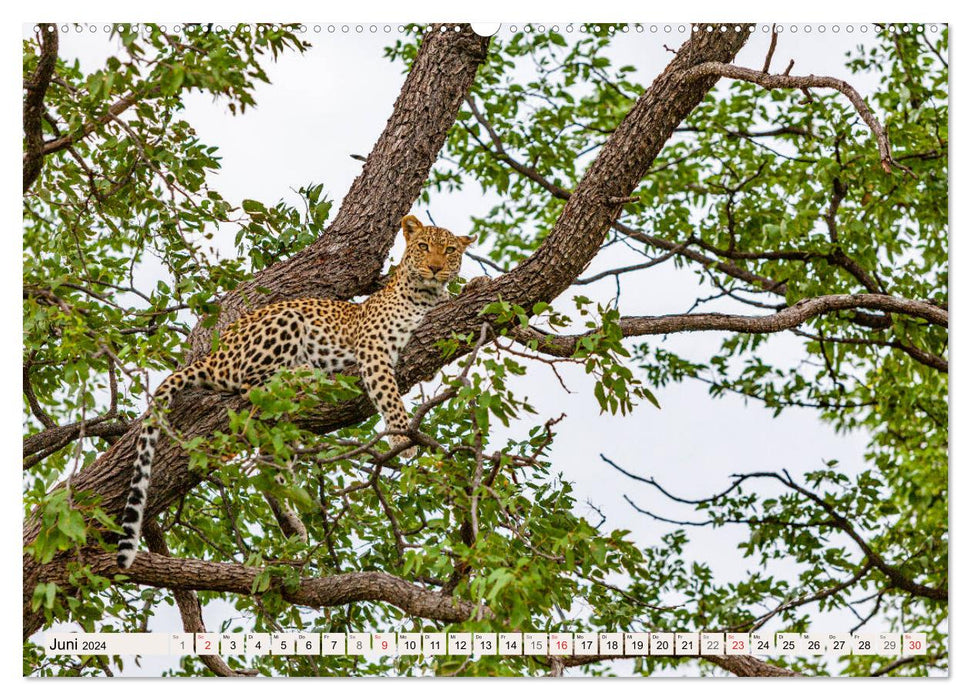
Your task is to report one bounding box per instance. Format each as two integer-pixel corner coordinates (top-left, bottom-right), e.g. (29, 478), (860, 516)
(45, 631), (928, 661)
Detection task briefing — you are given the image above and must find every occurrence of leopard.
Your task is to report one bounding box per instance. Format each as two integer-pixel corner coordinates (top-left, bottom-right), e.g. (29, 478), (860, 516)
(116, 215), (478, 569)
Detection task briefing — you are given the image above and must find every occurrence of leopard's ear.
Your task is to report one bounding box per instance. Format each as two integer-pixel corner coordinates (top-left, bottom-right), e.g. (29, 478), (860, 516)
(457, 234), (476, 249)
(401, 215), (424, 242)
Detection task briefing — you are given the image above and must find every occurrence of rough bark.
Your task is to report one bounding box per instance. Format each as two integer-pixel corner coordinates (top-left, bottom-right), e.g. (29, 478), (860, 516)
(23, 24), (753, 640)
(23, 23), (59, 193)
(23, 418), (132, 468)
(704, 654), (802, 677)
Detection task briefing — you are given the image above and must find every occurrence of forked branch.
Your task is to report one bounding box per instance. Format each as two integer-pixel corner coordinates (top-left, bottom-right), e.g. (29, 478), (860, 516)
(683, 61), (902, 174)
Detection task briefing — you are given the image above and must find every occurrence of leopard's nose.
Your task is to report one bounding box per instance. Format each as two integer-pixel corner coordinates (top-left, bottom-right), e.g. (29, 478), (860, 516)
(428, 264), (443, 274)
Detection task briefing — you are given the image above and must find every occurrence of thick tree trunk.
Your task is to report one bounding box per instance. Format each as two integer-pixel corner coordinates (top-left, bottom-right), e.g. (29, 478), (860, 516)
(23, 24), (59, 193)
(184, 26), (492, 360)
(24, 25), (752, 640)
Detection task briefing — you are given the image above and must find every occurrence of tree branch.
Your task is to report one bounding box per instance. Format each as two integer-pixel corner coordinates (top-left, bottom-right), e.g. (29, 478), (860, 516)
(682, 62), (901, 174)
(40, 551), (478, 623)
(574, 246), (685, 285)
(870, 654), (942, 677)
(791, 328), (948, 374)
(142, 522), (257, 677)
(508, 293), (948, 358)
(613, 221), (790, 295)
(464, 90), (793, 298)
(464, 95), (573, 200)
(705, 654), (801, 677)
(23, 359), (56, 429)
(23, 418), (134, 469)
(616, 461), (947, 604)
(769, 472), (948, 602)
(762, 25), (779, 74)
(34, 91), (145, 160)
(23, 23), (59, 193)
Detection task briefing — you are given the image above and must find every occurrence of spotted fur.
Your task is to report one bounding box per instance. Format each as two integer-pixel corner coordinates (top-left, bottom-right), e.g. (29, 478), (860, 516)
(116, 215), (476, 568)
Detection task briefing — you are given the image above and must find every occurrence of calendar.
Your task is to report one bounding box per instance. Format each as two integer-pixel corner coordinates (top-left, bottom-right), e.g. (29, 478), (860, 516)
(43, 631), (927, 658)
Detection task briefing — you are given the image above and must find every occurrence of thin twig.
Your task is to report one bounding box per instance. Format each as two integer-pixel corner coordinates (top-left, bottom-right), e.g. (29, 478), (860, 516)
(762, 25), (779, 73)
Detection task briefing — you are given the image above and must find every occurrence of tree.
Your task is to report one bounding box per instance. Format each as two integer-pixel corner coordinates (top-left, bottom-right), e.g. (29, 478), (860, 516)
(23, 22), (947, 677)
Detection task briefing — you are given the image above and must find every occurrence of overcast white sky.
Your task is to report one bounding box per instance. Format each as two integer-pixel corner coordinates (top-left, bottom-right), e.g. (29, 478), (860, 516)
(17, 17), (952, 682)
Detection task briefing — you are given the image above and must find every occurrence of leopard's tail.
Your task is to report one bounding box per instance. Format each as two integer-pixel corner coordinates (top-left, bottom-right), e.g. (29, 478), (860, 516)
(116, 363), (212, 569)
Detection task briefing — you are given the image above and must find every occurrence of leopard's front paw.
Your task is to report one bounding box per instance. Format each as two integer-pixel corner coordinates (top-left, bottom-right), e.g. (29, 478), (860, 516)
(390, 435), (418, 459)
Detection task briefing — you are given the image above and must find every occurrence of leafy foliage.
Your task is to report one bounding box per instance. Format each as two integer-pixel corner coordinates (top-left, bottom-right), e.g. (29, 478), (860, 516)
(24, 23), (947, 677)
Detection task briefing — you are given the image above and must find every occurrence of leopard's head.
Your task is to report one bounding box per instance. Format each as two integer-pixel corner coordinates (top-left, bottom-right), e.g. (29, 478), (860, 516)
(398, 215), (475, 285)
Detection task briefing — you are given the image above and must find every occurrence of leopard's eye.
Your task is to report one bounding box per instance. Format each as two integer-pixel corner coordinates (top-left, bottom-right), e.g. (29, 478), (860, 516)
(445, 246), (456, 254)
(418, 242), (429, 251)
